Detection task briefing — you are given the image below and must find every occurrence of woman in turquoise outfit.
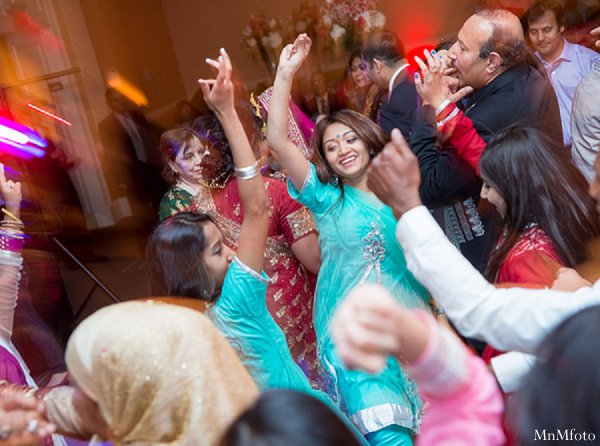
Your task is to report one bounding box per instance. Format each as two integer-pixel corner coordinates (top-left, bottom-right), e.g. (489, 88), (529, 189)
(266, 34), (431, 446)
(148, 48), (366, 445)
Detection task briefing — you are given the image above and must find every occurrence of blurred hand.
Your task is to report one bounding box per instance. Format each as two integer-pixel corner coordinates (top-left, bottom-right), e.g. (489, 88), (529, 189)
(0, 164), (22, 220)
(367, 129), (422, 218)
(331, 284), (407, 374)
(552, 267), (592, 292)
(0, 391), (55, 446)
(276, 34), (311, 78)
(198, 48), (235, 117)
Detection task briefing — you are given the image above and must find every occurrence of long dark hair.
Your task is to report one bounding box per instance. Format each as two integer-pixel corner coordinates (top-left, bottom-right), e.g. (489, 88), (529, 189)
(512, 306), (600, 445)
(219, 389), (362, 446)
(147, 212), (220, 302)
(310, 109), (387, 198)
(480, 126), (600, 280)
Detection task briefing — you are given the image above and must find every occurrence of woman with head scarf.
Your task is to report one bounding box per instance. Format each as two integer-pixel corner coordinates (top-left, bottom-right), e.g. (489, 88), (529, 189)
(45, 300), (258, 446)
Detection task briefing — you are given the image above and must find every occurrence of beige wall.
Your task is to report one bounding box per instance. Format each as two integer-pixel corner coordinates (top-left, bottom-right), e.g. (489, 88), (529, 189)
(162, 0), (479, 97)
(78, 0), (186, 125)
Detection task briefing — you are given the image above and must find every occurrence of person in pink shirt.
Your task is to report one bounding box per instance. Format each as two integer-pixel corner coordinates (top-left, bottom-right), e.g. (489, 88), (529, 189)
(331, 283), (505, 446)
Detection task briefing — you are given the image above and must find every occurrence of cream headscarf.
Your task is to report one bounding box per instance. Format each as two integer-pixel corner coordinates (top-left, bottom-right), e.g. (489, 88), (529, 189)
(64, 300), (258, 446)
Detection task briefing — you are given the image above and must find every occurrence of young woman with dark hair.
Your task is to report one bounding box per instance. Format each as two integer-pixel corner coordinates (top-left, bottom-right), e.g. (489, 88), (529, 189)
(338, 49), (379, 116)
(478, 126), (600, 397)
(480, 126), (599, 286)
(267, 34), (431, 446)
(220, 389), (362, 446)
(157, 101), (322, 388)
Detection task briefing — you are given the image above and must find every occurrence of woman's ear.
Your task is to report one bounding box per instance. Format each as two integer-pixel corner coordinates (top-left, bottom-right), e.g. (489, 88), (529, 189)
(167, 160), (180, 177)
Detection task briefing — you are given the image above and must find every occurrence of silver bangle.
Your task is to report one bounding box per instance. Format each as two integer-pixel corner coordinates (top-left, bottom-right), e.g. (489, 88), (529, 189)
(234, 162), (260, 180)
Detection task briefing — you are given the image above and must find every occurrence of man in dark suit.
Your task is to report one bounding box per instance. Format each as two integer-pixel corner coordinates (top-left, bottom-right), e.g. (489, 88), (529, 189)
(362, 31), (418, 139)
(300, 71), (340, 120)
(98, 88), (165, 225)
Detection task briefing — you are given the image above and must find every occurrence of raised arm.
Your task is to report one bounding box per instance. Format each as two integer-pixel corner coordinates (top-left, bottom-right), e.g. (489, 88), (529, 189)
(0, 164), (23, 342)
(267, 34), (312, 190)
(199, 49), (269, 273)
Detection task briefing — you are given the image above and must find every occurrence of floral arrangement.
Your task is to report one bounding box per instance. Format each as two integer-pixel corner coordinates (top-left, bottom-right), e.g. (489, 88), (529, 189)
(321, 0), (386, 51)
(242, 11), (284, 76)
(241, 0), (386, 75)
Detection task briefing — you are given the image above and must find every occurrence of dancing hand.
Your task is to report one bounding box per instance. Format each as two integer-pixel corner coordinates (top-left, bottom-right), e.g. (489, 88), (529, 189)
(331, 284), (408, 374)
(367, 129), (422, 218)
(414, 49), (472, 108)
(276, 34), (311, 78)
(0, 164), (21, 220)
(198, 48), (235, 117)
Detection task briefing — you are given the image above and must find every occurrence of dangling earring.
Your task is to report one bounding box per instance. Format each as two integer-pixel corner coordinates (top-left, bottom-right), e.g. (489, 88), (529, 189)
(369, 148), (375, 157)
(331, 174), (339, 187)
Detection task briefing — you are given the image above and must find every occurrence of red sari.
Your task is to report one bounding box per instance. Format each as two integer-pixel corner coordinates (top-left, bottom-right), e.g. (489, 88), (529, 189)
(483, 224), (563, 362)
(190, 176), (321, 386)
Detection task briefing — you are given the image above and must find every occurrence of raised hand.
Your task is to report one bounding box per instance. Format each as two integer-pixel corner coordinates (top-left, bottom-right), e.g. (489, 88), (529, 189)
(414, 49), (473, 108)
(367, 129), (422, 218)
(198, 48), (235, 117)
(276, 34), (311, 77)
(0, 164), (21, 220)
(331, 284), (406, 373)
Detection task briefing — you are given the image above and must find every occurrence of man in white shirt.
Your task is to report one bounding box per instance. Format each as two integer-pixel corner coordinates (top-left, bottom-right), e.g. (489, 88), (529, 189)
(525, 0), (600, 147)
(360, 127), (600, 392)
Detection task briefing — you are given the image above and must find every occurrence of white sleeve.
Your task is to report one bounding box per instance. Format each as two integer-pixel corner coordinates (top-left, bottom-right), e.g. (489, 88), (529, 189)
(490, 351), (536, 393)
(396, 206), (600, 353)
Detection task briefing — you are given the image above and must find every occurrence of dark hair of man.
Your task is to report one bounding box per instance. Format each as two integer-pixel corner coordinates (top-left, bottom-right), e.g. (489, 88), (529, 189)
(147, 212), (219, 302)
(361, 31), (406, 68)
(310, 109), (387, 200)
(476, 9), (529, 69)
(480, 126), (600, 281)
(219, 389), (362, 446)
(524, 0), (565, 29)
(512, 305), (600, 446)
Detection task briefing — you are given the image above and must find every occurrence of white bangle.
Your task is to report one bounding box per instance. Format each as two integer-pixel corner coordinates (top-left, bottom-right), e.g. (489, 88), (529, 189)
(234, 162), (260, 180)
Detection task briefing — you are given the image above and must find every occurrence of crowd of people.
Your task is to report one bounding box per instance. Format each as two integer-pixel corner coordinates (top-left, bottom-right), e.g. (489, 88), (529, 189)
(1, 1), (600, 445)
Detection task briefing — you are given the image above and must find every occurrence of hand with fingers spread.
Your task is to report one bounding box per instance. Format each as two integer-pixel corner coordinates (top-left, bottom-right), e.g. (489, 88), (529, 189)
(414, 49), (473, 108)
(367, 129), (422, 218)
(276, 34), (311, 79)
(0, 164), (21, 221)
(331, 284), (428, 374)
(198, 48), (235, 118)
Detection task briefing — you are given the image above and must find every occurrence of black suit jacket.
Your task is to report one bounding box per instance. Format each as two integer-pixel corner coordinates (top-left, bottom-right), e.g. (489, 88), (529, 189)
(408, 63), (562, 272)
(98, 111), (163, 202)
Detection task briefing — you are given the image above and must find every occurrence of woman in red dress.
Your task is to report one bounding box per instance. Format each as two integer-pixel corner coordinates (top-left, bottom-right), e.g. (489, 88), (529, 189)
(158, 113), (323, 387)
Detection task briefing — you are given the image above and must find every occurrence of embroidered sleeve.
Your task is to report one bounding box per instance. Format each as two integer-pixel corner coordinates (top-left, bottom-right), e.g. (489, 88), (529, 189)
(285, 207), (316, 242)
